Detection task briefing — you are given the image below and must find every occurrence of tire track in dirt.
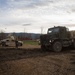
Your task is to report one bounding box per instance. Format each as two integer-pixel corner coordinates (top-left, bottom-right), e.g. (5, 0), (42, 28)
(22, 57), (62, 75)
(23, 54), (69, 75)
(64, 50), (75, 75)
(0, 48), (75, 75)
(0, 48), (74, 62)
(40, 55), (69, 75)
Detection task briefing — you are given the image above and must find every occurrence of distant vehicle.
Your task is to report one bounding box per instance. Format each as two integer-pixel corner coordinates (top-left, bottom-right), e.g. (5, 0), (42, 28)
(40, 26), (75, 52)
(0, 34), (23, 47)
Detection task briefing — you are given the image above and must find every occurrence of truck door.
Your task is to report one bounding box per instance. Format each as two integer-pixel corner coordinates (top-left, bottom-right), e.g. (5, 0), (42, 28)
(60, 27), (68, 39)
(60, 27), (70, 46)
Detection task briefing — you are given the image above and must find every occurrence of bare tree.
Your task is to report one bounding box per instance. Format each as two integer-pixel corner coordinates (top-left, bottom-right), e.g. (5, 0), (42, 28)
(0, 30), (6, 40)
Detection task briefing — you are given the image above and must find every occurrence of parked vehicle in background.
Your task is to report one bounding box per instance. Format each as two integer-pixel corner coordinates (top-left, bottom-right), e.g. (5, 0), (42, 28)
(40, 26), (75, 52)
(0, 34), (23, 47)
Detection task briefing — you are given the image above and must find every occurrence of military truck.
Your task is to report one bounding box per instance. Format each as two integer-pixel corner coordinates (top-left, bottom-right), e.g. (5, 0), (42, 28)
(0, 34), (23, 47)
(40, 26), (75, 52)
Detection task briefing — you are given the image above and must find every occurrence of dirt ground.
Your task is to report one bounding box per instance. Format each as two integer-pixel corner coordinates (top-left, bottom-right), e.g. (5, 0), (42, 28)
(0, 45), (75, 75)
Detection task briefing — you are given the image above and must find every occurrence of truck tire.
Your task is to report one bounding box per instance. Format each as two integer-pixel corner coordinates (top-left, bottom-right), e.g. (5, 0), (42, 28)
(52, 41), (62, 52)
(19, 43), (22, 46)
(20, 43), (22, 46)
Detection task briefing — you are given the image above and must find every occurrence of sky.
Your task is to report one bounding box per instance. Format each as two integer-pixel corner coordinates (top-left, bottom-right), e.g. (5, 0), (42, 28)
(0, 0), (75, 33)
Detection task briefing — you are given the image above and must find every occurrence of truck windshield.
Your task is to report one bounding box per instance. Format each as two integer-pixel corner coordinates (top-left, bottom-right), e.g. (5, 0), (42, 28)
(47, 28), (59, 34)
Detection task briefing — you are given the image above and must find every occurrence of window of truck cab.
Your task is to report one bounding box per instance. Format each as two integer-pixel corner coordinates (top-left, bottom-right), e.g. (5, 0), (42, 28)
(47, 27), (59, 34)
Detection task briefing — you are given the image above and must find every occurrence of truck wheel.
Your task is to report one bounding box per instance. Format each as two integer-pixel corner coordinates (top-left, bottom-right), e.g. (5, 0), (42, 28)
(52, 41), (62, 52)
(20, 43), (22, 46)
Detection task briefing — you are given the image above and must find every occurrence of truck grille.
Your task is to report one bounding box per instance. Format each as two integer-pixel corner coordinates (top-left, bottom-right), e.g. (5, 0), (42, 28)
(40, 35), (49, 44)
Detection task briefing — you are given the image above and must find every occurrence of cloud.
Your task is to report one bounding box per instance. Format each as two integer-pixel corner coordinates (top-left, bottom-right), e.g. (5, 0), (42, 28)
(0, 0), (75, 33)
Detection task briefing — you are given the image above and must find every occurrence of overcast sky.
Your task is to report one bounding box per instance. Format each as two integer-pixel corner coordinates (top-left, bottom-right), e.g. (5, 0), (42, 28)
(0, 0), (75, 33)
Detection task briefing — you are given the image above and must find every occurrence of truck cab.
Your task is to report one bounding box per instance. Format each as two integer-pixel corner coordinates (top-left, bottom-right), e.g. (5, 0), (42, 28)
(40, 26), (74, 52)
(47, 26), (70, 39)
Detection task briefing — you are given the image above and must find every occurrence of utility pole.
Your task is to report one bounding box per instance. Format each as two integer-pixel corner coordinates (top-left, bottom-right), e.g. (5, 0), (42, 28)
(41, 26), (43, 34)
(22, 23), (30, 40)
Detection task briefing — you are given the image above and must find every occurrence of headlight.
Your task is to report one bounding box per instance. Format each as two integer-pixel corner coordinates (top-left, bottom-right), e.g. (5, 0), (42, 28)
(49, 40), (54, 43)
(49, 40), (52, 43)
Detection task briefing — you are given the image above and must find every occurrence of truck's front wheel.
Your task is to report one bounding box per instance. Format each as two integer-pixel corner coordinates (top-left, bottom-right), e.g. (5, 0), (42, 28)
(52, 41), (62, 52)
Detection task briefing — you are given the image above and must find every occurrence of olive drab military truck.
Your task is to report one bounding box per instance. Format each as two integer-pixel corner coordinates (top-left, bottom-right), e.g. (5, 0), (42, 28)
(40, 26), (75, 52)
(0, 34), (23, 47)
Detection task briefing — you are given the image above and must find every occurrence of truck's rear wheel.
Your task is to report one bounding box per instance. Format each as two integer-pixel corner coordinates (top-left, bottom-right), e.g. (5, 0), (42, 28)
(52, 41), (62, 52)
